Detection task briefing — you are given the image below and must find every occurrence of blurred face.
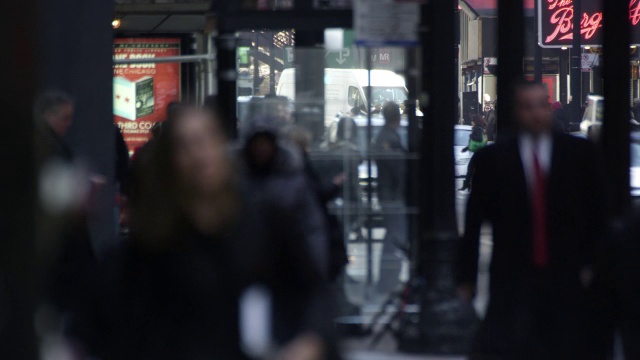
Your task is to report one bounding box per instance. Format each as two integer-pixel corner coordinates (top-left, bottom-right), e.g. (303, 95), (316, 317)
(172, 111), (230, 195)
(46, 102), (74, 137)
(514, 86), (553, 136)
(390, 118), (401, 129)
(247, 134), (277, 168)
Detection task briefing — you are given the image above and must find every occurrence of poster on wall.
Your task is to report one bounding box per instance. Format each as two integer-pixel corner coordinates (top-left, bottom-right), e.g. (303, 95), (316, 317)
(113, 38), (180, 154)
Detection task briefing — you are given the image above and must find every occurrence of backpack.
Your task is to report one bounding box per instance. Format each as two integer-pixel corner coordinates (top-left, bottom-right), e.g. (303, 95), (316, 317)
(468, 126), (487, 153)
(470, 137), (487, 152)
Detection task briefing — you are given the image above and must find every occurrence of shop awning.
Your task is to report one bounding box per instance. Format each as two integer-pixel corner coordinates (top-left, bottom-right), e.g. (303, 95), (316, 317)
(114, 3), (210, 33)
(463, 0), (535, 16)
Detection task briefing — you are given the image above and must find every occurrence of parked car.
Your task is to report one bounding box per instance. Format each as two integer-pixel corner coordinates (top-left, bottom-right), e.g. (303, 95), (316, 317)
(631, 131), (640, 197)
(580, 94), (640, 138)
(571, 130), (640, 197)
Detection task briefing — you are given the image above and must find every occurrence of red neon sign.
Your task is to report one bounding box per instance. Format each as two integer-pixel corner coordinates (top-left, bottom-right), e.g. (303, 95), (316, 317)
(538, 0), (640, 47)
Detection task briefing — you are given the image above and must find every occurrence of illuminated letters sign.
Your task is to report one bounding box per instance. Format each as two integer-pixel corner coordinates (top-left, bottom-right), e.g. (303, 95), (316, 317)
(538, 0), (640, 48)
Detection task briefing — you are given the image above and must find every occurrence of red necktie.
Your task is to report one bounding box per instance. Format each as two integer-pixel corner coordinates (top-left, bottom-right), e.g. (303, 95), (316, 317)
(532, 149), (549, 268)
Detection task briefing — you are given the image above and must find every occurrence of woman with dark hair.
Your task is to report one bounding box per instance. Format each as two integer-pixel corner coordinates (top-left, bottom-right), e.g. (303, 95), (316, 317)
(78, 107), (337, 360)
(78, 108), (245, 359)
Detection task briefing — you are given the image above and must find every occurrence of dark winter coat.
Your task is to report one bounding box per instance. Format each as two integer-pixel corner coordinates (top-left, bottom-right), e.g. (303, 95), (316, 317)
(373, 126), (406, 202)
(302, 154), (348, 282)
(75, 175), (333, 359)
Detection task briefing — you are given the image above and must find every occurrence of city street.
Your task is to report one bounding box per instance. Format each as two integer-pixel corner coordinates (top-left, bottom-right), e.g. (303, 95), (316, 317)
(338, 180), (492, 358)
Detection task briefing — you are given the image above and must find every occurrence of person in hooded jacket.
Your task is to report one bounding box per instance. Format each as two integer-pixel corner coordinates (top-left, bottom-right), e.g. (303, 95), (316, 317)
(239, 116), (330, 278)
(237, 115), (341, 358)
(551, 102), (568, 133)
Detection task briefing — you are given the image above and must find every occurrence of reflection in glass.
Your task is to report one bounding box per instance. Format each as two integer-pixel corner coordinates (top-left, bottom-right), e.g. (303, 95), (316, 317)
(363, 86), (408, 108)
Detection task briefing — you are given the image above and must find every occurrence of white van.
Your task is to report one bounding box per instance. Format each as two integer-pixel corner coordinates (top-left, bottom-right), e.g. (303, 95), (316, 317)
(276, 68), (411, 126)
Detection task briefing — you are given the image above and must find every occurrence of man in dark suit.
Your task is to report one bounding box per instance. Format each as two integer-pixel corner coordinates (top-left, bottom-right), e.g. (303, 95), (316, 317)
(457, 81), (608, 359)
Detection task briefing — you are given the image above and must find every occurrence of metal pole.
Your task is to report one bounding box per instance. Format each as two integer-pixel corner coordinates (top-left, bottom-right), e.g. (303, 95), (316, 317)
(199, 60), (207, 105)
(195, 61), (201, 105)
(602, 0), (631, 216)
(481, 58), (485, 111)
(1, 0), (38, 357)
(400, 0), (476, 354)
(254, 32), (260, 95)
(215, 32), (239, 139)
(270, 32), (276, 94)
(113, 53), (214, 65)
(208, 32), (217, 95)
(534, 0), (543, 83)
(496, 0), (524, 136)
(404, 47), (420, 283)
(365, 48), (374, 295)
(559, 48), (569, 106)
(571, 0), (582, 123)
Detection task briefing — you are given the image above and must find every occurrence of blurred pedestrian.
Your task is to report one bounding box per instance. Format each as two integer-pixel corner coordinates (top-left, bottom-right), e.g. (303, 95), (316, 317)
(286, 125), (360, 319)
(326, 117), (364, 238)
(486, 101), (497, 142)
(126, 102), (182, 227)
(457, 81), (608, 360)
(78, 107), (337, 359)
(459, 115), (487, 191)
(34, 90), (74, 165)
(130, 101), (181, 162)
(609, 207), (640, 360)
(33, 90), (100, 351)
(285, 125), (348, 282)
(551, 101), (568, 133)
(373, 101), (407, 294)
(238, 115), (340, 356)
(329, 117), (363, 206)
(316, 116), (363, 225)
(239, 115), (328, 278)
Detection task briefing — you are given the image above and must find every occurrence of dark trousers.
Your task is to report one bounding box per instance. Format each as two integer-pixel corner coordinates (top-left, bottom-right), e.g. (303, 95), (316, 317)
(470, 270), (609, 360)
(377, 200), (406, 294)
(463, 153), (478, 189)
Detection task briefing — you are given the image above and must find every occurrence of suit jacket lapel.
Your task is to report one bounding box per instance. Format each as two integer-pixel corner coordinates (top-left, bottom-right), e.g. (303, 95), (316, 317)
(546, 133), (562, 212)
(509, 138), (529, 203)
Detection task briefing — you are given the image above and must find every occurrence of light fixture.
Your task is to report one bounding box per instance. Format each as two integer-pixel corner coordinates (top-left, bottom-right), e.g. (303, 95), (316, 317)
(633, 46), (638, 49)
(585, 46), (591, 49)
(112, 18), (121, 29)
(561, 46), (568, 50)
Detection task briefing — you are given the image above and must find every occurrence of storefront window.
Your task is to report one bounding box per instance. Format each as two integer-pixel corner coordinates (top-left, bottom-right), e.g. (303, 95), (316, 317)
(235, 34), (417, 307)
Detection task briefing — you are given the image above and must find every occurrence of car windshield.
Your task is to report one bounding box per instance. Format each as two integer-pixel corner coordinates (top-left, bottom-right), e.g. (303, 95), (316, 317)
(354, 124), (408, 155)
(364, 86), (408, 107)
(454, 128), (471, 146)
(631, 141), (640, 167)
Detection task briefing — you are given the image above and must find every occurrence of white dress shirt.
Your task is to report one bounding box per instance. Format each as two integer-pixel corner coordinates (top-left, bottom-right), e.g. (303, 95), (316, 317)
(518, 133), (553, 190)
